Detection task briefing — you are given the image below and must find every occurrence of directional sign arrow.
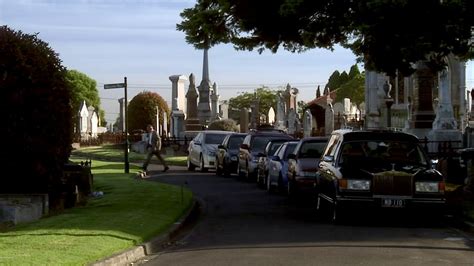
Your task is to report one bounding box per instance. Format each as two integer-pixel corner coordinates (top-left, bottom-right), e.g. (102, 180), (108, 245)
(104, 83), (125, 89)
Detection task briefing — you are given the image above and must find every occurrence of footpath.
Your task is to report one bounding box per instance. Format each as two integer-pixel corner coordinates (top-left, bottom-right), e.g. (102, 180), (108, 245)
(91, 163), (200, 266)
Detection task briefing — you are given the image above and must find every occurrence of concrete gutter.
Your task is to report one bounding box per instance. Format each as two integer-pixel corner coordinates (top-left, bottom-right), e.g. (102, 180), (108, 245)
(90, 198), (200, 266)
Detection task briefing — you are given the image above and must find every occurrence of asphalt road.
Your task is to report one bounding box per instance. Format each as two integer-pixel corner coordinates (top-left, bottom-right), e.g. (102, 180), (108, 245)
(136, 169), (474, 266)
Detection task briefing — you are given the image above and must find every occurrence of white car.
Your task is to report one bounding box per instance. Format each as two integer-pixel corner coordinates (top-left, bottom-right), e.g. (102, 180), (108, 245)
(187, 130), (233, 172)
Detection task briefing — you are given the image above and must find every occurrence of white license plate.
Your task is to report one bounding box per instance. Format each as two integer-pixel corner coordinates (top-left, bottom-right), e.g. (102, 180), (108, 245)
(381, 198), (405, 208)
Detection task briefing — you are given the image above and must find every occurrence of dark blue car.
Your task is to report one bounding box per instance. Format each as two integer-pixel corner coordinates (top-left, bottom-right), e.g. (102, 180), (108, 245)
(216, 133), (246, 176)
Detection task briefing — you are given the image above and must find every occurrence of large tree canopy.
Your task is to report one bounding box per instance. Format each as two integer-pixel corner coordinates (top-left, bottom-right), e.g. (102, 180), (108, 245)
(178, 0), (473, 76)
(128, 91), (170, 132)
(228, 87), (277, 116)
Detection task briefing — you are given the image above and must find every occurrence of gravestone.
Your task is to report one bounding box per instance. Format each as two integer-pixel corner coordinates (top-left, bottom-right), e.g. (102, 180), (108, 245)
(240, 107), (249, 133)
(276, 92), (286, 130)
(197, 48), (212, 124)
(268, 107), (275, 124)
(220, 101), (229, 119)
(185, 73), (202, 131)
(211, 82), (220, 120)
(303, 110), (313, 137)
(169, 74), (187, 112)
(288, 108), (297, 135)
(429, 65), (462, 152)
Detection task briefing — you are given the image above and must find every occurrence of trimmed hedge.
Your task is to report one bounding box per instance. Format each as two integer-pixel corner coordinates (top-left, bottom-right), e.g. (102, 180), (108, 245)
(1, 26), (72, 197)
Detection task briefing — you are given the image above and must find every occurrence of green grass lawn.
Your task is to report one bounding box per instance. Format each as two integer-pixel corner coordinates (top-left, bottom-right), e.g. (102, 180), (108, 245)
(72, 144), (187, 166)
(0, 159), (193, 265)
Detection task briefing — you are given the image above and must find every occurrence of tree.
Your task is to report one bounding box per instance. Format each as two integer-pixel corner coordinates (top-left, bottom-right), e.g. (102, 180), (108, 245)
(335, 74), (365, 107)
(65, 70), (105, 128)
(228, 87), (278, 116)
(178, 0), (473, 76)
(1, 26), (72, 194)
(208, 119), (239, 132)
(128, 91), (170, 132)
(325, 64), (365, 106)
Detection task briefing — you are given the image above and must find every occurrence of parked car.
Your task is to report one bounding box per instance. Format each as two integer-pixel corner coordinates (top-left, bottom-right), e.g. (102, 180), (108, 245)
(256, 139), (291, 188)
(287, 136), (329, 198)
(267, 141), (299, 193)
(316, 129), (446, 223)
(238, 130), (293, 180)
(187, 130), (233, 172)
(216, 133), (247, 176)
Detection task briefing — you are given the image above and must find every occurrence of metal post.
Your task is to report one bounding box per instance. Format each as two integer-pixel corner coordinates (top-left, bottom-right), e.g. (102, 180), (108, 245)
(124, 77), (129, 173)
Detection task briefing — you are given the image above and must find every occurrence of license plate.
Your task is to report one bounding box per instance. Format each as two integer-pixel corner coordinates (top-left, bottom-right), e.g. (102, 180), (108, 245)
(381, 198), (405, 208)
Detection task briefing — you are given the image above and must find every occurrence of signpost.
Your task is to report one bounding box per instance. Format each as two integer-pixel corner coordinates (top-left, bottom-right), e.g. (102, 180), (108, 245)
(104, 77), (130, 173)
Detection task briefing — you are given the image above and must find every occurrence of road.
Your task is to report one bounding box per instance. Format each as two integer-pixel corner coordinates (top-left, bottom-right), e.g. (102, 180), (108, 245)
(137, 169), (474, 266)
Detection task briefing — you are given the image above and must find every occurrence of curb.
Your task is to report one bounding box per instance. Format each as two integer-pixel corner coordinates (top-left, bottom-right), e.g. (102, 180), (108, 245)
(90, 199), (200, 266)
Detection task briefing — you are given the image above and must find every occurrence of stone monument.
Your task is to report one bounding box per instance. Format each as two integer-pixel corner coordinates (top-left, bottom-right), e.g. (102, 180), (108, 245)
(197, 48), (212, 124)
(268, 107), (275, 125)
(211, 82), (220, 121)
(240, 107), (249, 133)
(185, 73), (202, 131)
(429, 64), (462, 151)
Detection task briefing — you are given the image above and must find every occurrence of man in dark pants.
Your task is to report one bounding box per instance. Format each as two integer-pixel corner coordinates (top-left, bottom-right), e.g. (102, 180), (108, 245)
(142, 124), (169, 173)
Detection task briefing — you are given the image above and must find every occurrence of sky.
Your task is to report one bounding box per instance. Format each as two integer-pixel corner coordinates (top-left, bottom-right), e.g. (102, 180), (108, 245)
(1, 0), (473, 126)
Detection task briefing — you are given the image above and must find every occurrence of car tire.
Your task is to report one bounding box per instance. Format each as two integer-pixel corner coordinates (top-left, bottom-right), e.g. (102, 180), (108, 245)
(187, 159), (195, 171)
(200, 155), (208, 172)
(223, 161), (231, 177)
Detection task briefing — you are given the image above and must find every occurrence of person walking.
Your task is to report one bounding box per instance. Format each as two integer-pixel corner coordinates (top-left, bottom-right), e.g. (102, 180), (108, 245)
(142, 124), (169, 173)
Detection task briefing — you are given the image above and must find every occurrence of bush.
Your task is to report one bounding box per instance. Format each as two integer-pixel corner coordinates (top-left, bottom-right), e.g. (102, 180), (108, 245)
(128, 91), (170, 132)
(208, 119), (239, 132)
(0, 26), (72, 194)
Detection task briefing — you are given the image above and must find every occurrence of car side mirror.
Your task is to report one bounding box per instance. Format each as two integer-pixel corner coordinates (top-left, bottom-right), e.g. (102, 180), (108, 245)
(323, 155), (334, 162)
(218, 144), (225, 149)
(240, 144), (249, 150)
(287, 153), (296, 160)
(431, 159), (438, 169)
(194, 141), (201, 146)
(257, 152), (266, 157)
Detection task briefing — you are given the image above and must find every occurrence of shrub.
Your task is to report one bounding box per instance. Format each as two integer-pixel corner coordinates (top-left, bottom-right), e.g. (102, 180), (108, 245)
(208, 119), (239, 132)
(0, 26), (72, 194)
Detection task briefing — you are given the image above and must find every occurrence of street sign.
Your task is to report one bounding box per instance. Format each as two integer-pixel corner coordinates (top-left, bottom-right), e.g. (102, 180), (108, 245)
(104, 83), (125, 89)
(103, 77), (130, 173)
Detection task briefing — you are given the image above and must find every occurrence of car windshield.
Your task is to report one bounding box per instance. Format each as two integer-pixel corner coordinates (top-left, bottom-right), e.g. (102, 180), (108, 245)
(205, 133), (228, 144)
(299, 141), (326, 158)
(252, 136), (289, 153)
(267, 141), (286, 155)
(228, 136), (245, 149)
(283, 143), (298, 160)
(338, 140), (428, 167)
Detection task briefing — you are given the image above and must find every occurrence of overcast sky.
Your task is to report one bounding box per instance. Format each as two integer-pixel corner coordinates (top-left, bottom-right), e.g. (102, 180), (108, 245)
(1, 0), (473, 125)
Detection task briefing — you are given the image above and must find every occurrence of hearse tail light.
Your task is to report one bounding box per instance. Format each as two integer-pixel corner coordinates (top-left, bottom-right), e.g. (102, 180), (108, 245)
(338, 179), (371, 191)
